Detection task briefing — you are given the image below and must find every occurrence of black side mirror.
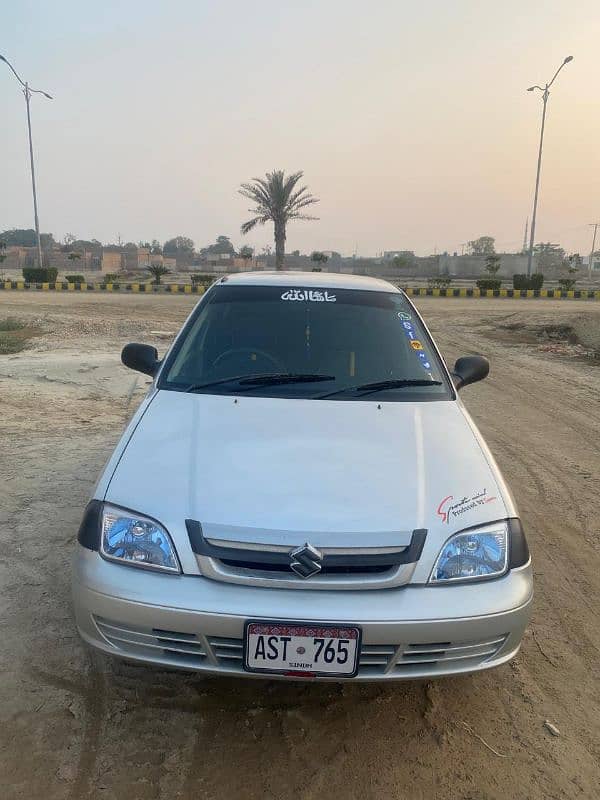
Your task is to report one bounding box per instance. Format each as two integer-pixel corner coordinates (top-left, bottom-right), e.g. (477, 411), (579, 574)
(452, 355), (489, 390)
(121, 343), (160, 376)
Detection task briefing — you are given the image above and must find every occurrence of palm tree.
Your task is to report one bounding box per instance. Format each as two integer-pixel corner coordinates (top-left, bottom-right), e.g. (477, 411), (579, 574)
(239, 170), (319, 270)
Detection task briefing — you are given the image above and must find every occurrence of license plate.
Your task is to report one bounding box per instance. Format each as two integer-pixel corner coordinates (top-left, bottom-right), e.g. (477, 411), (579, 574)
(244, 621), (361, 677)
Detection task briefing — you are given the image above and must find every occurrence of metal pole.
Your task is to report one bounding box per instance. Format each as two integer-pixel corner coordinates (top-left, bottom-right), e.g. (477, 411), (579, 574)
(24, 83), (44, 269)
(527, 88), (548, 277)
(589, 223), (599, 280)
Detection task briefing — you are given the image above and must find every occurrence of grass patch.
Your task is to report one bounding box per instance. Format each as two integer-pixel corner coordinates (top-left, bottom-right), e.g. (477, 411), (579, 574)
(0, 318), (40, 354)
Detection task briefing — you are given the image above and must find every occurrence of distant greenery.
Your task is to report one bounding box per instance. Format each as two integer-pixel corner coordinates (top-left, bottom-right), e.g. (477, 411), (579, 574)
(65, 274), (85, 283)
(476, 278), (502, 291)
(310, 251), (328, 268)
(239, 245), (254, 263)
(428, 276), (452, 289)
(1, 229), (55, 248)
(22, 267), (58, 283)
(468, 236), (495, 255)
(513, 273), (544, 290)
(190, 273), (214, 286)
(200, 236), (236, 257)
(484, 254), (501, 275)
(239, 170), (319, 270)
(163, 236), (194, 257)
(475, 253), (502, 290)
(146, 264), (171, 285)
(534, 242), (565, 271)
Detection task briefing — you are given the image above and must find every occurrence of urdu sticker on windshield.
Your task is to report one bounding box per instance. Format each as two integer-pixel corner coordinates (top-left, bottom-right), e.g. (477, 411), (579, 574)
(436, 488), (498, 525)
(281, 289), (336, 302)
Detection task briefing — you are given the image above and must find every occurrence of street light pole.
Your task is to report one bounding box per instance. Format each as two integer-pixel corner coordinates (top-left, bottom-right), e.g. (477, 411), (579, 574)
(0, 55), (53, 269)
(525, 56), (573, 277)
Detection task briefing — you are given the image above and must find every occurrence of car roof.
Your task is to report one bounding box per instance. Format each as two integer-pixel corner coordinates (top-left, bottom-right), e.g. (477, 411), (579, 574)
(214, 271), (401, 293)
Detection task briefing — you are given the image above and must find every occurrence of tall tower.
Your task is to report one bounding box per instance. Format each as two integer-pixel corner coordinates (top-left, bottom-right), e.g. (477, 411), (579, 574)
(522, 218), (529, 254)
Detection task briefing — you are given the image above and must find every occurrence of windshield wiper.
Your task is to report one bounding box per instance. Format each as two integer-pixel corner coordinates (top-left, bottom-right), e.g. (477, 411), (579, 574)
(316, 378), (442, 399)
(185, 373), (335, 393)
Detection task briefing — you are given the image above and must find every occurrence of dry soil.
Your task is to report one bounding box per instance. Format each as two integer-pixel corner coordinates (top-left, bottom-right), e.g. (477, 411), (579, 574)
(1, 292), (599, 800)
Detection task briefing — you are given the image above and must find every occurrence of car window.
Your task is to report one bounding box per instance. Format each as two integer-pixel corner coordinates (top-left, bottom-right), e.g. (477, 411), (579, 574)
(161, 285), (451, 400)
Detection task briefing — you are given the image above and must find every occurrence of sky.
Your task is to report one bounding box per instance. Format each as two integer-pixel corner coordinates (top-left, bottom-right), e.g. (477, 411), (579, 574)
(2, 0), (599, 257)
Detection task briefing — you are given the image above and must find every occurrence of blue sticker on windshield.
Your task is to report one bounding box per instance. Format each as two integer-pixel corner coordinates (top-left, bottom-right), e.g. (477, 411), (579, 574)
(398, 314), (433, 371)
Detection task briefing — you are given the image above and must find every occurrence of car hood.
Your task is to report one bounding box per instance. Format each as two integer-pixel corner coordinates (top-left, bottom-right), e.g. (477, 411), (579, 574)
(104, 391), (511, 576)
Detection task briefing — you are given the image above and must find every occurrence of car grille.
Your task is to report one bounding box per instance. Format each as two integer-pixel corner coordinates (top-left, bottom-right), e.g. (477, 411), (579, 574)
(94, 617), (507, 677)
(186, 520), (427, 591)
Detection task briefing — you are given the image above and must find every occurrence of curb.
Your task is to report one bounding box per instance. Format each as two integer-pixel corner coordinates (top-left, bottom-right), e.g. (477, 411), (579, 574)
(0, 282), (599, 300)
(0, 281), (206, 294)
(403, 287), (600, 299)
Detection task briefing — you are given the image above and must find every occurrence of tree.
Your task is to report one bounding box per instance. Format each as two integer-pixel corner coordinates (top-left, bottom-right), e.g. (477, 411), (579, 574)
(310, 251), (328, 271)
(163, 236), (194, 256)
(484, 254), (501, 275)
(558, 258), (578, 291)
(0, 229), (55, 248)
(468, 236), (496, 255)
(239, 245), (254, 265)
(392, 255), (409, 269)
(201, 236), (236, 257)
(291, 249), (301, 257)
(534, 242), (565, 271)
(0, 240), (6, 264)
(146, 264), (171, 285)
(239, 170), (319, 270)
(150, 239), (162, 254)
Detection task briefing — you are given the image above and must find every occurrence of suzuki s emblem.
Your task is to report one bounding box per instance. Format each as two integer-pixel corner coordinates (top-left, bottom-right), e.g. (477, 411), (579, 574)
(289, 542), (323, 579)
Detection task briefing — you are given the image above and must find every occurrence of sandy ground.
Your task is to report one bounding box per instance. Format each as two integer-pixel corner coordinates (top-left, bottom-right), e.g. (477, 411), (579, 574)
(1, 292), (599, 800)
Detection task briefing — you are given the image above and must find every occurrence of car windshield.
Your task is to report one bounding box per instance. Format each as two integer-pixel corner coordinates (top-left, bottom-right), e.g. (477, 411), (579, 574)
(161, 284), (451, 400)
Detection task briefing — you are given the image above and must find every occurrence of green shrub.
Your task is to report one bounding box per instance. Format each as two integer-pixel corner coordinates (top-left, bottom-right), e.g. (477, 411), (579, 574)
(65, 274), (85, 283)
(22, 267), (58, 283)
(428, 276), (452, 289)
(102, 273), (118, 283)
(190, 273), (214, 286)
(513, 273), (544, 290)
(476, 278), (502, 291)
(558, 278), (577, 291)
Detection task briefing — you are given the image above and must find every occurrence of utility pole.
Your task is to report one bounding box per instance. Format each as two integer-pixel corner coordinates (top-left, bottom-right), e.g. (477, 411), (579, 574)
(525, 56), (573, 277)
(0, 55), (53, 269)
(25, 83), (43, 270)
(522, 218), (528, 253)
(589, 223), (600, 279)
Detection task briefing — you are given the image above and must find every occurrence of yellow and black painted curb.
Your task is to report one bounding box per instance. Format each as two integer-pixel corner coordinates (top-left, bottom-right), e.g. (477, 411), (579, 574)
(1, 281), (599, 300)
(403, 287), (600, 299)
(0, 281), (206, 294)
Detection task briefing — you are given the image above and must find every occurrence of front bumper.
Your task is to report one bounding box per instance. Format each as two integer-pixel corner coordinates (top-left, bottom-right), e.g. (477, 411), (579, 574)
(73, 546), (533, 681)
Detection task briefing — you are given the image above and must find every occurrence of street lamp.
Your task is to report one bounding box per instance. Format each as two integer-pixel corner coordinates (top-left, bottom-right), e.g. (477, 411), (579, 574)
(0, 54), (53, 270)
(525, 55), (573, 277)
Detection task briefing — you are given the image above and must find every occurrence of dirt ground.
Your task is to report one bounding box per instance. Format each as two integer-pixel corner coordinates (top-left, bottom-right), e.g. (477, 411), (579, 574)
(1, 291), (599, 800)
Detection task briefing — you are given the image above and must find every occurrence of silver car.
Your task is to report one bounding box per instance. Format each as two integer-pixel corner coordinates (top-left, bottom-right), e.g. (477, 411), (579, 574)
(72, 272), (532, 680)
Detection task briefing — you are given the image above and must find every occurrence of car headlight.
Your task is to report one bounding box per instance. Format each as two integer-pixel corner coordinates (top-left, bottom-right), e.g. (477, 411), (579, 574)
(100, 504), (181, 573)
(430, 521), (509, 583)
